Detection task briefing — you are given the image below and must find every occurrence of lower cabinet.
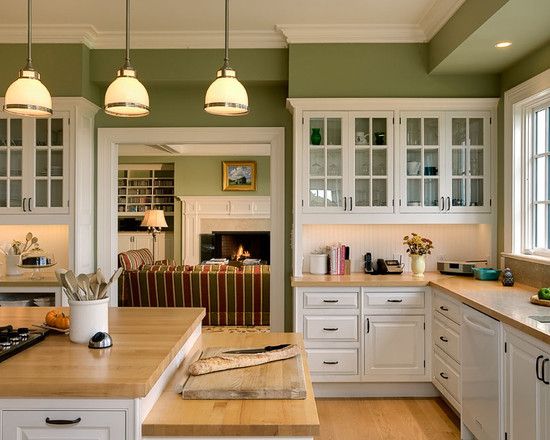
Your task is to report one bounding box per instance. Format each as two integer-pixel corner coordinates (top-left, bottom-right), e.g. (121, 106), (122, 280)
(117, 231), (173, 261)
(504, 326), (550, 440)
(2, 410), (126, 439)
(364, 315), (425, 377)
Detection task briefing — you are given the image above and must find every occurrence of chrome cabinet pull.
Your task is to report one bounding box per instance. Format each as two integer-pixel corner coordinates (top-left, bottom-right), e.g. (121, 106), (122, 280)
(323, 361), (339, 365)
(45, 417), (82, 426)
(439, 372), (449, 380)
(439, 336), (449, 343)
(322, 299), (339, 303)
(323, 327), (339, 331)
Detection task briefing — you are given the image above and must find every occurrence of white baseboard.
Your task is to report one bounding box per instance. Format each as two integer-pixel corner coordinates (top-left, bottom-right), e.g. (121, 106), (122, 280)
(313, 382), (439, 398)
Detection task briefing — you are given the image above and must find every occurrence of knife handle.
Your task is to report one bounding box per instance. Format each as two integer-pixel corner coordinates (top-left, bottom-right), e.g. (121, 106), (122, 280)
(264, 344), (291, 351)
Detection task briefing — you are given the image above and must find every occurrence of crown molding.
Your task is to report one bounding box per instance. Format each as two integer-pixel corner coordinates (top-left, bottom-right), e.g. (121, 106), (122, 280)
(419, 0), (466, 40)
(277, 24), (427, 44)
(0, 24), (287, 49)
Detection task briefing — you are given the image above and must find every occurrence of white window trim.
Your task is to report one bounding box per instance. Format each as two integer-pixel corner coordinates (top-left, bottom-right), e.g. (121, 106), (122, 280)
(504, 68), (550, 262)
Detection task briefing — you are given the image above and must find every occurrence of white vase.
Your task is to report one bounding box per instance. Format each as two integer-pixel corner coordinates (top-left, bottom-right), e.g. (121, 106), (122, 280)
(410, 254), (426, 277)
(69, 298), (109, 344)
(5, 254), (22, 276)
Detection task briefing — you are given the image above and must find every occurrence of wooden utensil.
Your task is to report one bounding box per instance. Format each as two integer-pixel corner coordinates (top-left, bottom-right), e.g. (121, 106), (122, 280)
(77, 274), (91, 300)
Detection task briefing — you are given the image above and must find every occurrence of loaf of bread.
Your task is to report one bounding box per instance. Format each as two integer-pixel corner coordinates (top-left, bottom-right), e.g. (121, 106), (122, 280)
(188, 344), (301, 376)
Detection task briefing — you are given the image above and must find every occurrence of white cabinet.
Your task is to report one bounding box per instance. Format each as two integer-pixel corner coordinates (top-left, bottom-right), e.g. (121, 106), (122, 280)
(118, 232), (171, 261)
(364, 314), (425, 377)
(504, 326), (550, 440)
(400, 111), (491, 214)
(0, 113), (70, 214)
(2, 410), (126, 439)
(303, 111), (394, 213)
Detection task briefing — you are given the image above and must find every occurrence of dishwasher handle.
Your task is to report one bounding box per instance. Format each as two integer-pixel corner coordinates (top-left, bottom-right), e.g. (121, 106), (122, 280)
(463, 314), (496, 336)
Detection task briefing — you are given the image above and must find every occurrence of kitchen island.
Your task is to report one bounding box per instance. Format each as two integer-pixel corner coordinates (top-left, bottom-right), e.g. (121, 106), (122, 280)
(0, 307), (319, 440)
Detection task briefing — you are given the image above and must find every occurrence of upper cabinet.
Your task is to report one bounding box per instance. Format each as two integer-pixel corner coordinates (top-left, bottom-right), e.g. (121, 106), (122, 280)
(290, 98), (497, 224)
(0, 112), (69, 214)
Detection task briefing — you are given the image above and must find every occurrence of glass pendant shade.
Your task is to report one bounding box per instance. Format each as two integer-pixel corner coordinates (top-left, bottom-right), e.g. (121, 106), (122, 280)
(204, 68), (249, 116)
(104, 68), (150, 117)
(4, 69), (52, 117)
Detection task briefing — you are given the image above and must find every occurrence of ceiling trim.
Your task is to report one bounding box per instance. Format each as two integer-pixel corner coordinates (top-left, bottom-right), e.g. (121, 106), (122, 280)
(0, 24), (287, 49)
(277, 24), (427, 44)
(419, 0), (467, 40)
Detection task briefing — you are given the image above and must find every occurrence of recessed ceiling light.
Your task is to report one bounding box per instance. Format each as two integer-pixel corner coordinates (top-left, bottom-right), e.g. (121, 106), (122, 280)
(495, 41), (512, 48)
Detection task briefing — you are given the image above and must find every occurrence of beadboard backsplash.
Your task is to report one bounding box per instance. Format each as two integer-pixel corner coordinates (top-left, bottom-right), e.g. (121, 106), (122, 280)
(302, 224), (493, 273)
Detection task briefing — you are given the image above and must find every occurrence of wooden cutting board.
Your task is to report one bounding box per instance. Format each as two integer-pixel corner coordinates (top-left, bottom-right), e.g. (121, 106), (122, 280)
(181, 347), (307, 400)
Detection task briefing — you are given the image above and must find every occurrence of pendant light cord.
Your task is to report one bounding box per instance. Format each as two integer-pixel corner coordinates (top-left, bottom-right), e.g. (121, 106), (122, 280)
(124, 0), (132, 69)
(223, 0), (229, 69)
(26, 0), (33, 70)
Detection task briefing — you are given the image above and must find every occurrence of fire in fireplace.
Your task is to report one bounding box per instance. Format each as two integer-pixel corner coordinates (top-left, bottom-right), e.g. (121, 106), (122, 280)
(200, 231), (270, 264)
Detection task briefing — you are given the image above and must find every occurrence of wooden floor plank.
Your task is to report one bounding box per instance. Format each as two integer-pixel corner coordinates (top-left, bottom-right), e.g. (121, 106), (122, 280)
(315, 398), (460, 440)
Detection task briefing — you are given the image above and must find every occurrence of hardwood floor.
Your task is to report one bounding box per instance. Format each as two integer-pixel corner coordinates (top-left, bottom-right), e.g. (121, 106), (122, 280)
(315, 398), (460, 440)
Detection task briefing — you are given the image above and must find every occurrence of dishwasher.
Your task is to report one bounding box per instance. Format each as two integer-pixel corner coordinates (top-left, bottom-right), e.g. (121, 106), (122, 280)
(461, 304), (502, 440)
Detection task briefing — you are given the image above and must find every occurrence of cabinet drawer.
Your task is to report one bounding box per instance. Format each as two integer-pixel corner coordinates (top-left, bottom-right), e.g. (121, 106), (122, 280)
(304, 291), (359, 308)
(433, 313), (460, 363)
(364, 290), (424, 309)
(304, 315), (358, 341)
(307, 348), (358, 375)
(2, 409), (126, 439)
(433, 291), (461, 324)
(433, 347), (460, 402)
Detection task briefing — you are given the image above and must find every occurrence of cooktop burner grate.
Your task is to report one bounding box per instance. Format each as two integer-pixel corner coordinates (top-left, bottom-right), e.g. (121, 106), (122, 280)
(0, 324), (47, 363)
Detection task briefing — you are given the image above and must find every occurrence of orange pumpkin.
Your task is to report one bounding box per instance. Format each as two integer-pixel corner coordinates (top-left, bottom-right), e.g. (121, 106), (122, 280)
(45, 310), (70, 330)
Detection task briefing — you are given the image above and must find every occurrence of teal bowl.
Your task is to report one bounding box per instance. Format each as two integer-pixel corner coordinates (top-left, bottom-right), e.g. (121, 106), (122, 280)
(473, 267), (501, 281)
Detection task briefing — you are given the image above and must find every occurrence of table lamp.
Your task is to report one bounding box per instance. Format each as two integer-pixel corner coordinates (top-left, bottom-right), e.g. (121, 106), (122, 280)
(140, 209), (168, 259)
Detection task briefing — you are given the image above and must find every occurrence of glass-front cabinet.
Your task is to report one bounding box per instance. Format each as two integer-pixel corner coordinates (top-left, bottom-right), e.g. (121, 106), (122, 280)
(303, 111), (393, 213)
(0, 112), (69, 215)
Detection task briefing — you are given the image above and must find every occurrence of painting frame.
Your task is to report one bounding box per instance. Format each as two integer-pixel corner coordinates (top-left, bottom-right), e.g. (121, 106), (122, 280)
(222, 161), (257, 191)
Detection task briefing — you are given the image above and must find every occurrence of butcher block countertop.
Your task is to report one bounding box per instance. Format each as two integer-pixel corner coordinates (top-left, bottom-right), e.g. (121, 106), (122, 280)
(0, 307), (205, 398)
(142, 332), (320, 438)
(0, 271), (59, 286)
(292, 272), (550, 345)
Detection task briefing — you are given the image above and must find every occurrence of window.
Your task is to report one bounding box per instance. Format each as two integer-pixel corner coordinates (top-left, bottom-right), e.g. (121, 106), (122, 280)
(526, 102), (550, 255)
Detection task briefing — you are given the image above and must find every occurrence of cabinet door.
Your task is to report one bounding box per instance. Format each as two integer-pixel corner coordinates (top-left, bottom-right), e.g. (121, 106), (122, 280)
(349, 112), (394, 213)
(400, 113), (445, 213)
(364, 315), (425, 376)
(134, 233), (152, 252)
(117, 234), (135, 253)
(0, 116), (25, 213)
(505, 330), (550, 440)
(446, 112), (491, 212)
(30, 112), (70, 213)
(303, 112), (348, 212)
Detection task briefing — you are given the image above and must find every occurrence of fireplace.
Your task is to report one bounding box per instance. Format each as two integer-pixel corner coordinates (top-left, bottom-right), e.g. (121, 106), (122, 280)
(200, 231), (270, 264)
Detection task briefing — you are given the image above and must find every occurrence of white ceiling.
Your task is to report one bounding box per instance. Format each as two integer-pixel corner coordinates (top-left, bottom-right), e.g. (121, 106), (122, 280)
(0, 0), (465, 48)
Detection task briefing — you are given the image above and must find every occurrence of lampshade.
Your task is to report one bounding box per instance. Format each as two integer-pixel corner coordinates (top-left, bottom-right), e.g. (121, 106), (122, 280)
(204, 68), (249, 116)
(104, 68), (149, 117)
(4, 69), (52, 117)
(141, 210), (167, 229)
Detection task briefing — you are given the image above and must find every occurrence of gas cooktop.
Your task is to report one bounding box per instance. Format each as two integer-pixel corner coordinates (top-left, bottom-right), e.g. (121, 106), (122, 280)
(0, 325), (47, 363)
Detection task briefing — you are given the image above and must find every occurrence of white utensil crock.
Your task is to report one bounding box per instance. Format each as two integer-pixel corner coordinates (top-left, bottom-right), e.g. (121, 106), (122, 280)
(5, 254), (22, 276)
(310, 254), (328, 275)
(69, 298), (109, 344)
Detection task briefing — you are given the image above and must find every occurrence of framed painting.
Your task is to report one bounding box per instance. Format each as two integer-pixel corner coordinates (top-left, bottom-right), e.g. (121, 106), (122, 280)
(222, 161), (257, 191)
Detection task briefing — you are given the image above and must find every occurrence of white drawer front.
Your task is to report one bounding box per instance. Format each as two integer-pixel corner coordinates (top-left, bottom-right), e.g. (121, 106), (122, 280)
(304, 315), (358, 341)
(307, 348), (358, 375)
(433, 291), (461, 324)
(2, 410), (126, 440)
(304, 291), (359, 308)
(433, 347), (461, 402)
(364, 290), (424, 309)
(433, 313), (460, 363)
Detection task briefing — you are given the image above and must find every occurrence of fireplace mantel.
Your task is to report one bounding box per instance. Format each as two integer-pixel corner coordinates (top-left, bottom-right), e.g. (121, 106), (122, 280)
(178, 196), (271, 265)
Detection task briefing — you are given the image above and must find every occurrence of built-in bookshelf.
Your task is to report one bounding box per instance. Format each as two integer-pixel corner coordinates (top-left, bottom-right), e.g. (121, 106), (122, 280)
(117, 164), (175, 216)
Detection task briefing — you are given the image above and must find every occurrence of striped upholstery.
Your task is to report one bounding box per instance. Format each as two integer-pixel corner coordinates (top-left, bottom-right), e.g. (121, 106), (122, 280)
(119, 264), (270, 326)
(118, 249), (154, 270)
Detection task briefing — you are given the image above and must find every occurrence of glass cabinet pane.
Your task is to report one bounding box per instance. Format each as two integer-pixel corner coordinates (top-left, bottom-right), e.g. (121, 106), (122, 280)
(372, 149), (387, 175)
(354, 118), (370, 145)
(10, 119), (22, 147)
(452, 149), (466, 176)
(309, 149), (325, 176)
(372, 179), (387, 206)
(327, 118), (342, 146)
(406, 149), (421, 176)
(469, 118), (484, 146)
(36, 151), (48, 177)
(407, 118), (421, 145)
(10, 180), (22, 207)
(355, 179), (370, 207)
(452, 118), (467, 146)
(424, 118), (439, 145)
(355, 149), (370, 176)
(452, 179), (466, 207)
(10, 150), (22, 176)
(424, 179), (439, 207)
(470, 148), (484, 176)
(0, 120), (7, 146)
(372, 118), (387, 145)
(51, 180), (63, 207)
(0, 151), (6, 176)
(327, 149), (342, 176)
(36, 181), (48, 207)
(326, 179), (342, 207)
(0, 181), (6, 206)
(470, 179), (484, 207)
(36, 119), (48, 146)
(51, 150), (63, 176)
(407, 179), (421, 206)
(309, 179), (325, 207)
(51, 119), (63, 146)
(309, 118), (324, 145)
(424, 149), (439, 176)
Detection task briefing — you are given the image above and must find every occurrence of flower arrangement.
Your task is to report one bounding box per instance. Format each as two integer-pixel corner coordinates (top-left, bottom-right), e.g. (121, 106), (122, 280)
(403, 233), (434, 256)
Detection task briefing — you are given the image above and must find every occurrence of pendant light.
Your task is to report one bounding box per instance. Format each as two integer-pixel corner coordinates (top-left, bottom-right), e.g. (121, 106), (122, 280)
(204, 0), (249, 116)
(4, 0), (52, 117)
(104, 0), (149, 117)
